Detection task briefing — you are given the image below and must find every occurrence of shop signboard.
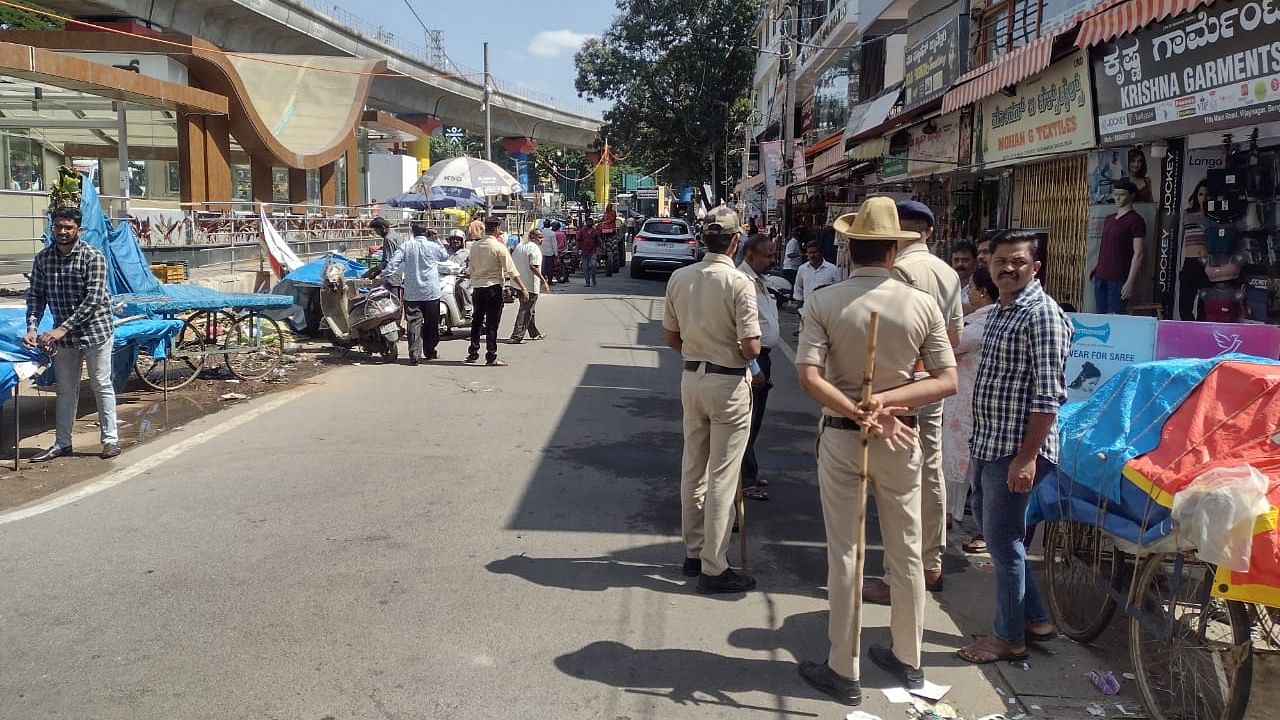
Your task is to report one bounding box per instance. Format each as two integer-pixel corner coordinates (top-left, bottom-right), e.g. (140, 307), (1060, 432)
(760, 140), (784, 201)
(903, 16), (965, 112)
(975, 51), (1097, 169)
(881, 112), (963, 180)
(1064, 313), (1159, 405)
(1155, 320), (1280, 359)
(1092, 0), (1280, 144)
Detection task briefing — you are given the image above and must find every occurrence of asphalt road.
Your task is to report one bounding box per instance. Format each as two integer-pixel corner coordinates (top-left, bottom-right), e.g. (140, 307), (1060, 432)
(0, 271), (1016, 720)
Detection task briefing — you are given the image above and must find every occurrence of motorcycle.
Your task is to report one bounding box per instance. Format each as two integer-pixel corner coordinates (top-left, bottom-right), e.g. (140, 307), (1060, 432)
(558, 239), (581, 283)
(319, 253), (403, 362)
(437, 248), (474, 335)
(764, 271), (794, 310)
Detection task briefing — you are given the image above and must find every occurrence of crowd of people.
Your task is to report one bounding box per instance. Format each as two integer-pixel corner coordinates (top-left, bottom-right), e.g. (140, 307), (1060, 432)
(664, 197), (1072, 706)
(372, 211), (619, 367)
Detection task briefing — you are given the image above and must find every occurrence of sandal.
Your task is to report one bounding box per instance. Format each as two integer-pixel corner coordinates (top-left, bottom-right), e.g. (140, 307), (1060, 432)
(744, 486), (769, 501)
(958, 636), (1029, 664)
(962, 535), (988, 554)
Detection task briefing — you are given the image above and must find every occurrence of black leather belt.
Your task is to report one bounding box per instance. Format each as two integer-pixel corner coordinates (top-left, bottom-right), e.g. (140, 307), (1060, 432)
(683, 360), (747, 376)
(822, 414), (917, 431)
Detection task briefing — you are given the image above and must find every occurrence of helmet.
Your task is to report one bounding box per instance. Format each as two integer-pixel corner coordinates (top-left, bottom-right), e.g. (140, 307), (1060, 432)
(449, 228), (465, 239)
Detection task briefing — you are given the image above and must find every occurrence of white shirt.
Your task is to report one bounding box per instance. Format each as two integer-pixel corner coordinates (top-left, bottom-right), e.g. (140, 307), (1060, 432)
(539, 230), (558, 256)
(511, 239), (544, 294)
(795, 259), (841, 303)
(783, 238), (803, 270)
(738, 260), (781, 347)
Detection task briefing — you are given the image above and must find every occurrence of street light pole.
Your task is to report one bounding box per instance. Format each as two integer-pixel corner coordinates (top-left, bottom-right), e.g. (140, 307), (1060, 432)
(483, 42), (492, 162)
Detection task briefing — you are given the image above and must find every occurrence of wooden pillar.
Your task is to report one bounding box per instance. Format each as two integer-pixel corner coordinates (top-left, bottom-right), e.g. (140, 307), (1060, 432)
(319, 161), (337, 214)
(177, 112), (207, 208)
(345, 135), (361, 210)
(204, 114), (232, 211)
(250, 156), (274, 206)
(288, 169), (307, 214)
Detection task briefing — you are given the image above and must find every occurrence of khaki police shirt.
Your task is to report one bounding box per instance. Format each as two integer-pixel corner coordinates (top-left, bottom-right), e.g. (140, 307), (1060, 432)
(663, 253), (761, 369)
(796, 267), (955, 410)
(468, 236), (519, 288)
(893, 243), (964, 338)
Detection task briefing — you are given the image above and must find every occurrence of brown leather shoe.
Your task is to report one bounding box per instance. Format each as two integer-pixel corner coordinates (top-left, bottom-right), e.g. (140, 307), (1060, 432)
(925, 568), (944, 592)
(862, 579), (892, 606)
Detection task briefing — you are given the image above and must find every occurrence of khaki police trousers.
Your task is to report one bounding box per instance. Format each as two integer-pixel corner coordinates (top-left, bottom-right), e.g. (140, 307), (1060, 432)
(883, 397), (946, 582)
(680, 368), (752, 577)
(817, 422), (924, 680)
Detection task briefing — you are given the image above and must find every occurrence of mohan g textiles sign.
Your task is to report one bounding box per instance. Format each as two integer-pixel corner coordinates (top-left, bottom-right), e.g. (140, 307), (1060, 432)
(975, 51), (1096, 169)
(1092, 0), (1280, 143)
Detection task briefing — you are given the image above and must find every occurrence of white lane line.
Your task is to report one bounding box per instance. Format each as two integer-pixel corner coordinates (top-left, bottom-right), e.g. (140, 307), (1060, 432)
(775, 335), (797, 363)
(579, 385), (651, 392)
(0, 387), (315, 527)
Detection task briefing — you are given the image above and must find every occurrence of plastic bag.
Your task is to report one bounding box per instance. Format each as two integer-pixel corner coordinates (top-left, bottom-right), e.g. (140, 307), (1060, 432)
(1172, 464), (1271, 572)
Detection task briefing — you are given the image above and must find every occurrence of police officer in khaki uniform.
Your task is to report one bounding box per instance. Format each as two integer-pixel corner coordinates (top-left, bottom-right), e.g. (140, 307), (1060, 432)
(865, 200), (963, 604)
(663, 205), (762, 595)
(795, 197), (957, 704)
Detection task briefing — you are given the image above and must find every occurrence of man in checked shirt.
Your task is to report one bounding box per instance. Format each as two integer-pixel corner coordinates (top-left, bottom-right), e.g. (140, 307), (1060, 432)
(958, 229), (1070, 665)
(24, 206), (119, 463)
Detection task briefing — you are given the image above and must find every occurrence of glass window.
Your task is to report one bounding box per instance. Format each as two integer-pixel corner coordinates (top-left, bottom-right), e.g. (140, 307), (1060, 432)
(5, 133), (43, 191)
(306, 169), (320, 211)
(813, 49), (857, 136)
(272, 168), (289, 204)
(232, 164), (252, 202)
(335, 155), (348, 209)
(167, 162), (180, 196)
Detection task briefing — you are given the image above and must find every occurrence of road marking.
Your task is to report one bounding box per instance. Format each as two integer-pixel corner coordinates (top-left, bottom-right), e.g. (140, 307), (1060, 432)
(775, 336), (797, 363)
(0, 387), (315, 527)
(579, 385), (651, 392)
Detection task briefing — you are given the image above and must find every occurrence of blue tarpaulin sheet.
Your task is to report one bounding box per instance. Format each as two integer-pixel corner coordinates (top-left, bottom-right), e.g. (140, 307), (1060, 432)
(1028, 355), (1280, 546)
(115, 285), (293, 316)
(282, 253), (365, 287)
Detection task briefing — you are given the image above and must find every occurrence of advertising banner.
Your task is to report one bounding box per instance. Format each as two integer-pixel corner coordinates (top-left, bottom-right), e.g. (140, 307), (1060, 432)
(1155, 320), (1280, 358)
(975, 51), (1097, 168)
(882, 112), (962, 180)
(1155, 140), (1185, 316)
(760, 140), (784, 200)
(904, 16), (965, 111)
(1092, 0), (1280, 144)
(1065, 313), (1159, 405)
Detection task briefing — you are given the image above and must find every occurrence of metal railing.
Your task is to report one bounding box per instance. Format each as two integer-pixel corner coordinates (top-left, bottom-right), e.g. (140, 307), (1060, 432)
(294, 0), (602, 119)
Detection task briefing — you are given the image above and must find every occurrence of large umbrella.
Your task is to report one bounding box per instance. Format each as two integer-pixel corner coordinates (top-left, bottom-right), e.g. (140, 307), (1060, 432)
(410, 156), (523, 198)
(388, 189), (484, 210)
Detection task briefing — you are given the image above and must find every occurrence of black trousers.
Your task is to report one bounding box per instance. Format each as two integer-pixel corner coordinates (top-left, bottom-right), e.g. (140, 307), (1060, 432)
(468, 285), (505, 362)
(741, 348), (772, 483)
(1179, 257), (1210, 321)
(404, 299), (440, 361)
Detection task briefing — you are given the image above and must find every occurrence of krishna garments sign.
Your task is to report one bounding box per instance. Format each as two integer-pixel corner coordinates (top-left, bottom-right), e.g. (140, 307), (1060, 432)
(975, 51), (1097, 168)
(1092, 0), (1280, 143)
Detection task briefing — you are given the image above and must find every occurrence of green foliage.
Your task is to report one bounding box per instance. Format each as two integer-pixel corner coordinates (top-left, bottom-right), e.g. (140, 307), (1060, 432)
(0, 1), (63, 29)
(575, 0), (759, 188)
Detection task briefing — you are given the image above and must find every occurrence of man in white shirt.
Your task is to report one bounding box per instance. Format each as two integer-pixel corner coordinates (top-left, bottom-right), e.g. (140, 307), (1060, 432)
(794, 243), (841, 306)
(782, 231), (805, 285)
(737, 235), (781, 498)
(538, 219), (559, 285)
(510, 229), (552, 343)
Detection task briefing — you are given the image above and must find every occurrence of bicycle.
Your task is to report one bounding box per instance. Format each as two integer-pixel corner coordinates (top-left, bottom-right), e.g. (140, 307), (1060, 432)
(134, 309), (283, 391)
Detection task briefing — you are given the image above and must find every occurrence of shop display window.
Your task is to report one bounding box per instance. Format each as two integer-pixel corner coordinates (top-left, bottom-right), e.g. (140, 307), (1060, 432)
(4, 133), (42, 191)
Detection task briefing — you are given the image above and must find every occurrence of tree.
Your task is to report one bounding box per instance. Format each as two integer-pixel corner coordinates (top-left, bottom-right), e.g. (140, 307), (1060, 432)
(0, 1), (62, 30)
(575, 0), (758, 192)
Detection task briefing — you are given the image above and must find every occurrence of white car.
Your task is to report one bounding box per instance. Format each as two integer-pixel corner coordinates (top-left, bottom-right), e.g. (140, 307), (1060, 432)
(630, 218), (699, 278)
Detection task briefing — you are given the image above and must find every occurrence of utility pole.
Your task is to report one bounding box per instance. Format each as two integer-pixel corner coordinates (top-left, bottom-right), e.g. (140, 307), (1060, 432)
(483, 42), (492, 161)
(781, 0), (797, 178)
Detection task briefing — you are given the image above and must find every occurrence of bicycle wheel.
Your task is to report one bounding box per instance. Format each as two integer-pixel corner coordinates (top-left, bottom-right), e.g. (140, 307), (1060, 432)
(222, 311), (284, 380)
(1044, 521), (1123, 642)
(1130, 553), (1253, 720)
(134, 318), (206, 391)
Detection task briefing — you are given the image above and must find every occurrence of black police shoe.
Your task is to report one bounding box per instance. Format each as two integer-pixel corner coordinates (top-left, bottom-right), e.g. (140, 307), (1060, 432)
(798, 660), (862, 706)
(30, 445), (71, 464)
(696, 568), (756, 594)
(868, 644), (924, 690)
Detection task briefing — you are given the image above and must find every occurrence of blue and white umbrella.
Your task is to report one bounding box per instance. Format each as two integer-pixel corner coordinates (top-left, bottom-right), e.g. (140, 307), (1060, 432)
(410, 156), (523, 198)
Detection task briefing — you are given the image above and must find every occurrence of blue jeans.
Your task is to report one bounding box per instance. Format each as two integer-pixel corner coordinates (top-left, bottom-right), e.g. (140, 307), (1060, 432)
(584, 254), (598, 285)
(1092, 277), (1126, 314)
(974, 454), (1051, 643)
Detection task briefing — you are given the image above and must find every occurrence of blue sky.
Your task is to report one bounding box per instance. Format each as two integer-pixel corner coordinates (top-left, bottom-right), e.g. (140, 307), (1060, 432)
(332, 0), (616, 116)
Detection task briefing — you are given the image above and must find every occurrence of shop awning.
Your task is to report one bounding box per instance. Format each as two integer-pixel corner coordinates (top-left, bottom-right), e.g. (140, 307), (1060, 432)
(942, 32), (1064, 113)
(1075, 0), (1217, 48)
(811, 140), (847, 175)
(845, 85), (902, 141)
(849, 137), (888, 160)
(804, 131), (844, 158)
(734, 174), (765, 195)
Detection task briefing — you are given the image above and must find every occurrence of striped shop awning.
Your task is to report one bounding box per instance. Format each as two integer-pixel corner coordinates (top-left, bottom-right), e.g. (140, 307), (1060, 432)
(1075, 0), (1218, 47)
(811, 140), (847, 175)
(941, 32), (1064, 114)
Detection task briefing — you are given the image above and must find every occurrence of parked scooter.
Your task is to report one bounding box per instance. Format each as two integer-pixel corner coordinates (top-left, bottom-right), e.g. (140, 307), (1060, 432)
(437, 247), (474, 335)
(319, 253), (402, 362)
(764, 270), (794, 310)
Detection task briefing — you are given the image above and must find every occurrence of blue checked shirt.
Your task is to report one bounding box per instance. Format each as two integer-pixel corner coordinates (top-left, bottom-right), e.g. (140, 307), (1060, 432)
(970, 279), (1072, 464)
(26, 241), (114, 348)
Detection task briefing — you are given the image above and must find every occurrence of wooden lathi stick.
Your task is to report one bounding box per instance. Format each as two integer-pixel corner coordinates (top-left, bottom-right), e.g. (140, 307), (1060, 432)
(850, 311), (881, 662)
